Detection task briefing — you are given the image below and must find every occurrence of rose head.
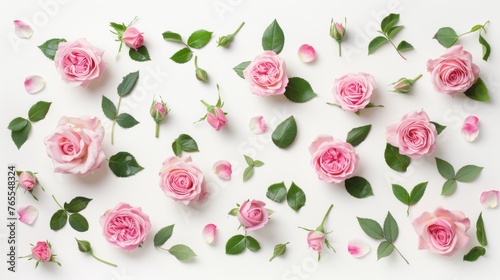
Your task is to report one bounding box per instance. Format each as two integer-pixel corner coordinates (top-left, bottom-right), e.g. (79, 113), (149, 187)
(206, 107), (227, 131)
(412, 207), (470, 256)
(159, 156), (208, 205)
(122, 27), (144, 50)
(31, 241), (51, 262)
(307, 231), (325, 252)
(150, 98), (168, 122)
(243, 51), (289, 96)
(333, 72), (376, 112)
(426, 45), (479, 96)
(309, 135), (358, 183)
(386, 111), (438, 158)
(237, 200), (269, 231)
(19, 171), (36, 191)
(100, 203), (151, 252)
(54, 38), (105, 88)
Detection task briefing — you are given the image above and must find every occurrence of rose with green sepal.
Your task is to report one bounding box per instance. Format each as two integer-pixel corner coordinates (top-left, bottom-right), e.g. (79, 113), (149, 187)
(299, 204), (335, 261)
(196, 85), (227, 131)
(110, 17), (151, 61)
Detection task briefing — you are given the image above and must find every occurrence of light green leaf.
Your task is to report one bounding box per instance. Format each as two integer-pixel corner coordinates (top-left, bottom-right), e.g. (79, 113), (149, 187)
(477, 213), (487, 247)
(384, 143), (411, 172)
(170, 47), (193, 64)
(253, 160), (264, 167)
(381, 13), (400, 33)
(357, 217), (384, 240)
(68, 213), (89, 232)
(233, 61), (251, 79)
(455, 165), (483, 182)
(117, 71), (140, 97)
(463, 246), (486, 262)
(479, 34), (491, 61)
(346, 124), (372, 147)
(108, 151), (144, 177)
(272, 116), (297, 149)
(441, 179), (457, 196)
(38, 38), (66, 60)
(344, 176), (373, 198)
(269, 242), (289, 261)
(244, 155), (254, 166)
(28, 101), (51, 122)
(8, 117), (28, 131)
(168, 244), (197, 261)
(287, 182), (306, 211)
(387, 25), (404, 39)
(101, 96), (117, 120)
(116, 113), (139, 128)
(470, 24), (483, 32)
(464, 78), (490, 102)
(243, 166), (254, 182)
(129, 46), (151, 62)
(266, 182), (287, 203)
(11, 121), (31, 149)
(435, 158), (455, 180)
(154, 224), (175, 247)
(368, 36), (388, 55)
(262, 19), (285, 54)
(409, 182), (427, 206)
(187, 30), (213, 49)
(228, 208), (238, 216)
(283, 77), (317, 103)
(377, 241), (395, 260)
(225, 235), (246, 255)
(64, 197), (92, 213)
(396, 41), (413, 52)
(162, 31), (183, 43)
(383, 212), (398, 243)
(245, 236), (261, 252)
(433, 27), (458, 48)
(430, 121), (446, 135)
(392, 184), (410, 205)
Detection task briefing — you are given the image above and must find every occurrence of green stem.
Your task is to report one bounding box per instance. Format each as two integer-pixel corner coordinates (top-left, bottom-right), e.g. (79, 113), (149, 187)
(91, 253), (117, 267)
(200, 100), (210, 107)
(194, 55), (199, 69)
(52, 195), (64, 210)
(338, 42), (342, 57)
(232, 22), (245, 36)
(393, 244), (409, 264)
(317, 204), (333, 232)
(386, 36), (406, 60)
(155, 122), (160, 138)
(111, 97), (122, 145)
(411, 74), (422, 85)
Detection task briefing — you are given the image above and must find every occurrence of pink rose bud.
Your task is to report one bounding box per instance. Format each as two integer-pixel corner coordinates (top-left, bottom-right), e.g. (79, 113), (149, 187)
(391, 74), (422, 94)
(19, 171), (36, 191)
(32, 241), (52, 262)
(24, 75), (45, 94)
(330, 20), (345, 42)
(298, 44), (316, 63)
(122, 27), (144, 50)
(17, 205), (39, 225)
(480, 190), (499, 209)
(202, 224), (217, 244)
(347, 239), (371, 257)
(14, 20), (33, 39)
(249, 116), (267, 134)
(461, 116), (479, 142)
(307, 231), (326, 252)
(207, 107), (227, 131)
(213, 160), (232, 180)
(150, 98), (168, 123)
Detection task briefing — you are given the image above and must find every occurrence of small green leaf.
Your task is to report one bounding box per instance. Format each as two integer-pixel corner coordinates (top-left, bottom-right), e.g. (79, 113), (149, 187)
(168, 244), (197, 261)
(272, 116), (297, 149)
(269, 242), (289, 261)
(463, 246), (486, 262)
(8, 117), (28, 131)
(346, 125), (372, 147)
(433, 27), (459, 48)
(110, 22), (126, 33)
(109, 151), (144, 177)
(129, 46), (151, 62)
(477, 213), (487, 247)
(266, 182), (287, 203)
(172, 134), (200, 156)
(50, 209), (68, 231)
(28, 101), (51, 122)
(172, 141), (182, 157)
(283, 77), (317, 103)
(383, 212), (399, 243)
(377, 241), (395, 260)
(396, 41), (414, 52)
(455, 165), (483, 182)
(384, 143), (411, 172)
(225, 235), (246, 255)
(243, 166), (254, 182)
(64, 197), (92, 213)
(12, 121), (31, 149)
(38, 38), (66, 60)
(170, 47), (193, 64)
(357, 217), (384, 240)
(441, 179), (457, 196)
(162, 31), (183, 43)
(117, 71), (140, 97)
(392, 184), (410, 205)
(245, 236), (261, 252)
(101, 96), (117, 120)
(470, 24), (483, 32)
(233, 61), (250, 79)
(262, 19), (285, 54)
(287, 182), (306, 211)
(344, 176), (373, 199)
(464, 78), (490, 102)
(187, 30), (213, 49)
(381, 13), (400, 33)
(368, 36), (388, 54)
(228, 208), (238, 216)
(435, 158), (455, 180)
(409, 182), (427, 206)
(387, 25), (404, 39)
(69, 213), (89, 232)
(244, 155), (254, 166)
(253, 160), (264, 167)
(154, 224), (175, 247)
(430, 121), (446, 135)
(116, 113), (139, 128)
(479, 34), (491, 61)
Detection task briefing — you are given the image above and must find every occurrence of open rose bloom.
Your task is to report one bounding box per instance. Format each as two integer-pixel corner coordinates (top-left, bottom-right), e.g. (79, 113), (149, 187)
(333, 72), (376, 112)
(307, 231), (325, 252)
(237, 200), (269, 231)
(243, 51), (289, 96)
(23, 240), (60, 267)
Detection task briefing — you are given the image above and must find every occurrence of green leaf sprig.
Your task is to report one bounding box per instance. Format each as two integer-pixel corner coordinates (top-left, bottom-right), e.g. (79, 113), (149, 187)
(154, 224), (197, 261)
(8, 101), (51, 149)
(368, 13), (413, 60)
(243, 155), (264, 182)
(435, 158), (483, 196)
(433, 21), (490, 61)
(172, 134), (200, 157)
(392, 182), (427, 216)
(75, 239), (117, 267)
(110, 17), (151, 61)
(464, 213), (488, 262)
(50, 195), (91, 232)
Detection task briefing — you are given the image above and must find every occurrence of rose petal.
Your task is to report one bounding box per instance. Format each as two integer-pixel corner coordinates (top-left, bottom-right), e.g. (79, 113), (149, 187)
(347, 239), (370, 257)
(17, 205), (39, 225)
(202, 223), (217, 244)
(480, 190), (499, 209)
(14, 20), (33, 39)
(461, 116), (479, 142)
(24, 75), (45, 94)
(249, 116), (267, 134)
(213, 160), (232, 180)
(298, 44), (316, 63)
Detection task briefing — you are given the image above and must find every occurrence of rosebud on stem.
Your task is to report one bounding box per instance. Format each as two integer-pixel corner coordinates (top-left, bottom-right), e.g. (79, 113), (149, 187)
(150, 96), (168, 138)
(217, 22), (245, 48)
(75, 239), (117, 267)
(194, 56), (209, 83)
(391, 74), (422, 94)
(330, 18), (346, 57)
(316, 204), (333, 233)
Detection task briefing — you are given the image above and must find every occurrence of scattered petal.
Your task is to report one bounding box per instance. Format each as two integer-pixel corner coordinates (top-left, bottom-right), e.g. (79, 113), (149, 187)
(17, 205), (39, 225)
(461, 116), (479, 142)
(24, 75), (45, 94)
(14, 20), (33, 39)
(202, 223), (217, 244)
(347, 239), (370, 258)
(298, 44), (316, 63)
(249, 116), (267, 134)
(480, 190), (499, 209)
(213, 160), (232, 180)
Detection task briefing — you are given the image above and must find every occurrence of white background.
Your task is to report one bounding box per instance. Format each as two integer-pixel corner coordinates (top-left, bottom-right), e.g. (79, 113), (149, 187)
(1, 0), (500, 279)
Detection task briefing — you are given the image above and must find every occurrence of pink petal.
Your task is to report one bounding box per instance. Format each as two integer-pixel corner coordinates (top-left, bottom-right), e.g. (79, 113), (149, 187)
(213, 160), (232, 180)
(347, 239), (370, 257)
(480, 190), (499, 208)
(298, 44), (316, 63)
(24, 75), (45, 94)
(461, 116), (479, 142)
(17, 205), (39, 225)
(249, 116), (267, 134)
(14, 20), (33, 39)
(202, 224), (217, 244)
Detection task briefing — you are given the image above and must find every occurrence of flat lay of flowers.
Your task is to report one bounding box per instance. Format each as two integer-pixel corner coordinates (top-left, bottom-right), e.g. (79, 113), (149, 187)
(3, 1), (500, 279)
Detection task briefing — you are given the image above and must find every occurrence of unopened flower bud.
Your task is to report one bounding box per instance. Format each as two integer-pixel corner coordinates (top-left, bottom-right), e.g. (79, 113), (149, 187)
(150, 98), (168, 123)
(216, 35), (233, 48)
(330, 20), (345, 42)
(391, 74), (422, 94)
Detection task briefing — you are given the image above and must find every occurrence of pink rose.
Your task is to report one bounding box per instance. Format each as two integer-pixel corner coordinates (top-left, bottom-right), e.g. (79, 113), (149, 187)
(237, 199), (269, 231)
(54, 38), (105, 88)
(159, 156), (208, 205)
(18, 171), (36, 191)
(31, 241), (51, 262)
(386, 111), (438, 158)
(44, 116), (106, 175)
(207, 107), (227, 131)
(412, 207), (470, 256)
(333, 72), (376, 112)
(122, 27), (144, 50)
(100, 203), (151, 252)
(309, 135), (359, 183)
(243, 51), (289, 96)
(426, 45), (479, 96)
(307, 231), (325, 252)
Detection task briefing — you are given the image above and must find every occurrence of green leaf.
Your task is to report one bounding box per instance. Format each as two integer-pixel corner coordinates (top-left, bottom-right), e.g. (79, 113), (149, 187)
(344, 176), (374, 199)
(377, 241), (395, 260)
(110, 22), (126, 33)
(243, 166), (254, 182)
(392, 184), (410, 205)
(162, 31), (183, 43)
(117, 71), (139, 97)
(357, 217), (384, 240)
(287, 182), (306, 211)
(172, 141), (182, 157)
(233, 61), (250, 79)
(430, 121), (446, 135)
(8, 117), (28, 131)
(63, 196), (92, 213)
(464, 78), (489, 102)
(38, 38), (66, 60)
(116, 113), (139, 128)
(154, 225), (175, 247)
(109, 151), (144, 177)
(463, 246), (486, 262)
(50, 209), (68, 231)
(368, 36), (388, 55)
(187, 30), (213, 49)
(441, 179), (457, 196)
(396, 41), (413, 52)
(11, 121), (31, 149)
(346, 124), (372, 147)
(384, 143), (411, 172)
(435, 158), (455, 179)
(68, 213), (89, 232)
(470, 24), (483, 32)
(262, 19), (285, 54)
(409, 182), (427, 206)
(101, 96), (117, 120)
(168, 244), (197, 261)
(228, 208), (238, 216)
(225, 235), (246, 255)
(283, 77), (317, 103)
(170, 47), (193, 64)
(479, 34), (491, 61)
(387, 25), (404, 39)
(28, 101), (51, 122)
(244, 155), (254, 166)
(433, 27), (459, 48)
(266, 182), (287, 203)
(381, 13), (400, 33)
(477, 213), (487, 247)
(172, 134), (200, 157)
(272, 116), (297, 149)
(245, 236), (261, 252)
(129, 46), (151, 62)
(383, 212), (398, 243)
(269, 242), (289, 261)
(455, 165), (483, 182)
(253, 160), (264, 167)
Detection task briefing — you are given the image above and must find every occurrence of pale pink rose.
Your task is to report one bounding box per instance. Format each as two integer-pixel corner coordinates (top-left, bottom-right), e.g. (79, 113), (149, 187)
(32, 241), (51, 262)
(249, 116), (267, 134)
(44, 116), (106, 176)
(213, 160), (232, 180)
(386, 111), (438, 158)
(307, 231), (325, 252)
(237, 199), (269, 231)
(206, 107), (227, 131)
(18, 171), (36, 191)
(159, 156), (208, 205)
(100, 203), (151, 252)
(243, 51), (289, 96)
(347, 239), (370, 257)
(298, 44), (316, 63)
(18, 205), (38, 225)
(122, 27), (144, 50)
(309, 135), (358, 183)
(202, 224), (217, 244)
(333, 72), (376, 112)
(412, 207), (470, 256)
(24, 75), (45, 94)
(480, 190), (499, 209)
(426, 45), (480, 96)
(14, 20), (33, 38)
(461, 116), (479, 142)
(54, 38), (105, 88)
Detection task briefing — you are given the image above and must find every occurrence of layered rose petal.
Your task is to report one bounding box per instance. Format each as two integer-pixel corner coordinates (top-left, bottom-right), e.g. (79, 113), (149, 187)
(307, 231), (325, 252)
(461, 116), (479, 142)
(14, 20), (33, 38)
(18, 171), (36, 191)
(213, 160), (232, 180)
(347, 239), (371, 257)
(122, 27), (144, 50)
(24, 75), (45, 94)
(237, 200), (269, 231)
(249, 116), (267, 134)
(206, 107), (227, 131)
(298, 44), (316, 63)
(333, 72), (376, 112)
(202, 224), (217, 244)
(17, 205), (39, 225)
(32, 241), (51, 262)
(243, 51), (289, 96)
(480, 190), (499, 209)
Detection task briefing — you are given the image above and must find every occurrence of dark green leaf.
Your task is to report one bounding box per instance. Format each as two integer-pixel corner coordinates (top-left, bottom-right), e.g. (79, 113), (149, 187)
(170, 47), (193, 64)
(69, 213), (89, 232)
(168, 244), (196, 261)
(225, 235), (246, 255)
(28, 101), (51, 122)
(245, 236), (261, 252)
(110, 22), (126, 33)
(269, 242), (289, 261)
(154, 225), (175, 247)
(377, 241), (395, 260)
(172, 141), (182, 157)
(8, 117), (28, 131)
(409, 182), (427, 206)
(357, 217), (384, 240)
(187, 30), (213, 49)
(345, 176), (374, 199)
(11, 121), (31, 149)
(346, 124), (372, 147)
(430, 121), (446, 135)
(64, 196), (92, 213)
(287, 182), (306, 211)
(455, 165), (483, 182)
(243, 166), (254, 182)
(392, 184), (410, 205)
(253, 160), (264, 167)
(233, 61), (250, 79)
(266, 182), (287, 203)
(109, 151), (144, 177)
(381, 13), (400, 33)
(464, 78), (490, 102)
(38, 38), (66, 60)
(384, 143), (411, 172)
(101, 96), (117, 120)
(396, 41), (414, 52)
(435, 158), (455, 179)
(477, 213), (487, 247)
(129, 46), (151, 62)
(244, 155), (254, 166)
(368, 36), (388, 54)
(262, 19), (285, 54)
(433, 27), (458, 48)
(117, 71), (139, 97)
(283, 77), (317, 103)
(441, 179), (457, 196)
(162, 31), (183, 43)
(272, 116), (297, 148)
(387, 25), (404, 39)
(383, 212), (398, 243)
(172, 134), (199, 156)
(463, 246), (486, 262)
(116, 113), (139, 128)
(50, 209), (68, 231)
(479, 35), (491, 61)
